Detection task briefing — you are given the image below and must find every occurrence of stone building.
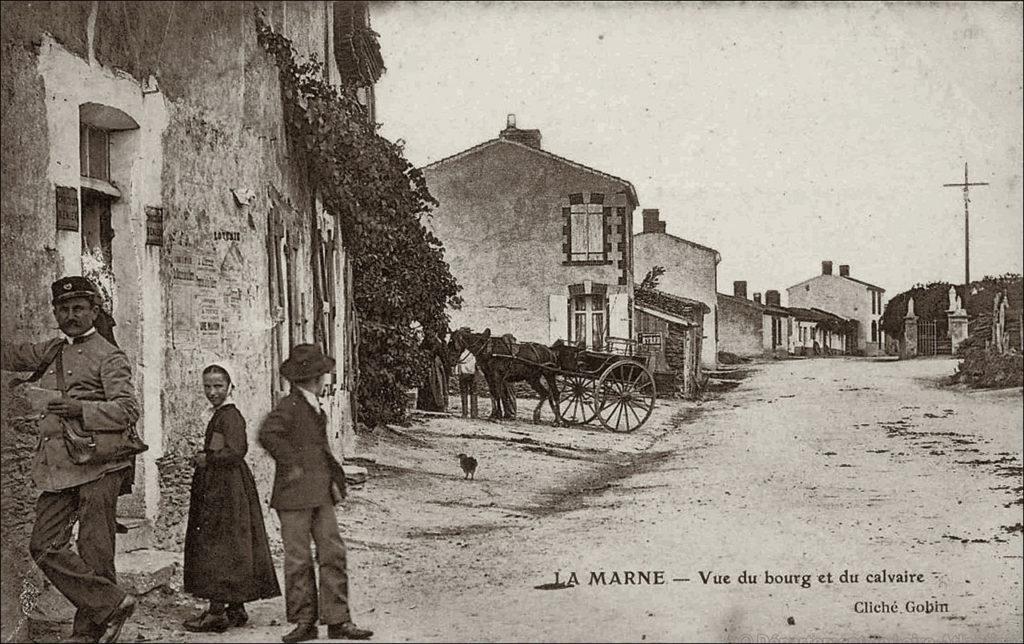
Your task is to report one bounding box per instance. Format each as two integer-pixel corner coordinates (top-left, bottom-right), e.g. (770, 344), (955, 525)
(788, 307), (853, 355)
(0, 3), (377, 638)
(421, 115), (639, 349)
(787, 260), (885, 355)
(634, 288), (708, 397)
(633, 208), (720, 367)
(717, 283), (794, 359)
(717, 282), (765, 359)
(760, 290), (792, 358)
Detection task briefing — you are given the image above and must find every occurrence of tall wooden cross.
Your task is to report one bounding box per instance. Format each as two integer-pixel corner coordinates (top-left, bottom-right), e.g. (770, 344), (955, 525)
(943, 161), (988, 293)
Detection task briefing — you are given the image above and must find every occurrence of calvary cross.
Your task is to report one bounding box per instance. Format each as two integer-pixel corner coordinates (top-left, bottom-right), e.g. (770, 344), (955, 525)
(943, 162), (988, 290)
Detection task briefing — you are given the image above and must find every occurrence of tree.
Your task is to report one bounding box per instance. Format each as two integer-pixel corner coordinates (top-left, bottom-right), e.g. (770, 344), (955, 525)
(256, 14), (462, 427)
(636, 266), (665, 295)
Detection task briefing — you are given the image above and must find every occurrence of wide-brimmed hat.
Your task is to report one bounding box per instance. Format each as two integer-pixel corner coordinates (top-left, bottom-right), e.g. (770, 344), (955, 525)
(280, 344), (335, 382)
(51, 276), (101, 305)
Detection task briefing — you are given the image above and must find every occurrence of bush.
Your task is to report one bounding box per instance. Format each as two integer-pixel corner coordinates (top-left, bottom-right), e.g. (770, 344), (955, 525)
(955, 345), (1023, 388)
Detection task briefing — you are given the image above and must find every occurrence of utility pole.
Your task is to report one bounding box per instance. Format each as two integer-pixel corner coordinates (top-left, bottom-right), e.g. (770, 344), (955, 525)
(943, 162), (988, 308)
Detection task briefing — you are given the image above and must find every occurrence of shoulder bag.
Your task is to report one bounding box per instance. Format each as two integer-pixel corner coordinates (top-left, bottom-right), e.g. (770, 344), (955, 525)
(55, 346), (149, 465)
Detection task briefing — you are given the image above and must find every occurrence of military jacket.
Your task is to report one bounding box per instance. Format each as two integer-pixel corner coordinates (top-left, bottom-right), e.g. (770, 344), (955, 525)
(1, 333), (139, 491)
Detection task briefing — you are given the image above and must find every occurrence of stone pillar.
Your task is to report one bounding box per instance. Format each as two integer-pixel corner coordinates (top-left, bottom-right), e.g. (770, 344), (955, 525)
(948, 311), (968, 354)
(902, 315), (919, 359)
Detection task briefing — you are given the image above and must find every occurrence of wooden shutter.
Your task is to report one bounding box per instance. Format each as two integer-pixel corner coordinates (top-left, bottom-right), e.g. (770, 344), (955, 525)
(548, 293), (568, 343)
(608, 292), (630, 340)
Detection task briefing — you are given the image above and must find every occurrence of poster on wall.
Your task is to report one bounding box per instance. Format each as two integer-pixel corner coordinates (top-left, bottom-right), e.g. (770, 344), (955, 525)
(194, 294), (223, 351)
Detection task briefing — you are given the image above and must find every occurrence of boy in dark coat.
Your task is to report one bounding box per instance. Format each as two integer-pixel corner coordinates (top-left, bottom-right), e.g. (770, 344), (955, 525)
(258, 344), (373, 643)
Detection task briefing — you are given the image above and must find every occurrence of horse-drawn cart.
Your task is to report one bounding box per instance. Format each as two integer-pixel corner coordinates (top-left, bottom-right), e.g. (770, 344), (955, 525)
(554, 338), (657, 433)
(450, 329), (657, 432)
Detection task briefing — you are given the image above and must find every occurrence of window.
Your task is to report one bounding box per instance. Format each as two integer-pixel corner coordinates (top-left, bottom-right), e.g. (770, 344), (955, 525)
(871, 320), (878, 343)
(571, 294), (606, 350)
(81, 189), (114, 266)
(80, 124), (111, 181)
(268, 213), (302, 402)
(569, 193), (606, 262)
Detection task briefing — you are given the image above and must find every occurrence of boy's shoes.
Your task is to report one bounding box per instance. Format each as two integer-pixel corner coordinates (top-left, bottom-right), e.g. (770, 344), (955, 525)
(328, 622), (373, 640)
(183, 611), (229, 633)
(282, 623), (318, 643)
(226, 606), (249, 627)
(99, 595), (136, 644)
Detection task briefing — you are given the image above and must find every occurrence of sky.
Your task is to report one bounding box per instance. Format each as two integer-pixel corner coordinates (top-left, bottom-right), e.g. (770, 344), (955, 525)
(371, 1), (1023, 303)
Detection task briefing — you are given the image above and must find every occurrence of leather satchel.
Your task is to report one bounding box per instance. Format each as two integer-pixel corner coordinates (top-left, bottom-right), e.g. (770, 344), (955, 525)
(55, 346), (148, 465)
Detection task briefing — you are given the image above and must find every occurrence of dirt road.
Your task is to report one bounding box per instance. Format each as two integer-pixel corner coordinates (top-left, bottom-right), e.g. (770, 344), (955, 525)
(123, 357), (1021, 642)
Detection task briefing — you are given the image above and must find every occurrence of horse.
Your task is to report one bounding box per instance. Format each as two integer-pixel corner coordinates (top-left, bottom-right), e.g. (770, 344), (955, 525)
(449, 328), (580, 426)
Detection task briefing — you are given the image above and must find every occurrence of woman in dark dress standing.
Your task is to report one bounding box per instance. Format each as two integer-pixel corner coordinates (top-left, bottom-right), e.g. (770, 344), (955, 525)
(183, 363), (281, 632)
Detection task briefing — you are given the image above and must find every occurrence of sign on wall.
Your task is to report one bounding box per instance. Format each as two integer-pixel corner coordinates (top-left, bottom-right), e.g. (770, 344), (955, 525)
(639, 333), (663, 347)
(55, 186), (79, 231)
(145, 207), (164, 246)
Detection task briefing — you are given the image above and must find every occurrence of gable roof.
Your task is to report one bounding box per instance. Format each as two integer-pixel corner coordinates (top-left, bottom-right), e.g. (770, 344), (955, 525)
(633, 230), (721, 260)
(717, 292), (762, 310)
(718, 292), (792, 317)
(787, 273), (885, 292)
(420, 138), (639, 206)
(841, 275), (885, 291)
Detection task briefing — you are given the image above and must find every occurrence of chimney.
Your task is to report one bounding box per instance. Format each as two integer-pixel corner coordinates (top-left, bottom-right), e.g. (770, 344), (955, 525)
(766, 290), (781, 307)
(733, 281), (747, 299)
(641, 208), (666, 234)
(753, 292), (762, 304)
(499, 114), (542, 149)
(839, 264), (850, 277)
(822, 260), (833, 275)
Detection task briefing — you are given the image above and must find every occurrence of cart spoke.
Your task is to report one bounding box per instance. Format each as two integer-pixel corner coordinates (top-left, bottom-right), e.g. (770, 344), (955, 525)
(619, 400), (633, 432)
(625, 402), (642, 427)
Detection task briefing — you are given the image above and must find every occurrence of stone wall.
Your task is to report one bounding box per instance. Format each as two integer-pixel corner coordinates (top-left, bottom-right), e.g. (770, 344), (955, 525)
(717, 294), (763, 358)
(0, 2), (347, 637)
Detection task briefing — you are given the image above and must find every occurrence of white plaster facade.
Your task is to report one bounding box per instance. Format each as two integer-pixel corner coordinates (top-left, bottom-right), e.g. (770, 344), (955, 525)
(38, 34), (169, 521)
(787, 268), (885, 356)
(633, 229), (720, 367)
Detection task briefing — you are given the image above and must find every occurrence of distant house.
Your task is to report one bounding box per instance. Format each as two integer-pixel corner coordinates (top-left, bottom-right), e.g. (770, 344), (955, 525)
(717, 282), (764, 359)
(421, 115), (639, 348)
(788, 307), (853, 355)
(718, 283), (796, 359)
(787, 261), (885, 355)
(761, 290), (792, 357)
(634, 288), (709, 397)
(633, 209), (720, 367)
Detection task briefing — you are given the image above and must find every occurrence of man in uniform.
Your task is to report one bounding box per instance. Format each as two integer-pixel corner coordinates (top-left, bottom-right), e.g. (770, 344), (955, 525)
(2, 277), (139, 643)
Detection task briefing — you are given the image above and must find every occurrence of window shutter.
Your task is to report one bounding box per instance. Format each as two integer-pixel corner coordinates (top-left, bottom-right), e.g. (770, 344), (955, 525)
(608, 292), (630, 340)
(570, 205), (587, 257)
(587, 204), (603, 257)
(548, 293), (569, 343)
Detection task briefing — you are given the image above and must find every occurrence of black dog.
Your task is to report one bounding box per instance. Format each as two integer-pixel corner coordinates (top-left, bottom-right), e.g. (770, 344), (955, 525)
(457, 453), (478, 480)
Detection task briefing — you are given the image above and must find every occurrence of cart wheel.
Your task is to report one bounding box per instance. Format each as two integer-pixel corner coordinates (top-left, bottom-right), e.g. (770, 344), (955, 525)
(594, 360), (656, 433)
(556, 374), (598, 425)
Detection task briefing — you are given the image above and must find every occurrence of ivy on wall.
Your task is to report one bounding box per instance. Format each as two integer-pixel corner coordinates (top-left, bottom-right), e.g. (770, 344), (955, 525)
(256, 13), (461, 427)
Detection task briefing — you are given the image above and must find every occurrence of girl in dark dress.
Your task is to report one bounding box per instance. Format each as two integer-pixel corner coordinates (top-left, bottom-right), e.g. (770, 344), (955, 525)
(183, 363), (281, 632)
